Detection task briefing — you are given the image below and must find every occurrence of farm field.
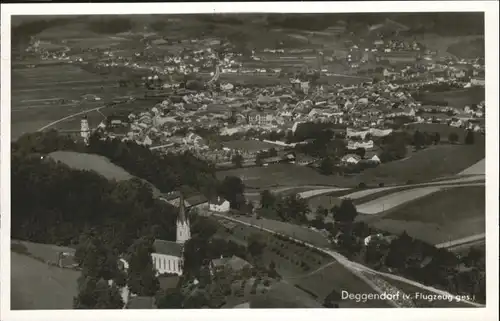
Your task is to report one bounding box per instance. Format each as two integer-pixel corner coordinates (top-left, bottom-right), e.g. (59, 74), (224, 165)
(217, 214), (330, 248)
(215, 215), (389, 307)
(250, 282), (323, 308)
(11, 240), (76, 265)
(11, 63), (135, 140)
(404, 123), (485, 143)
(414, 87), (485, 110)
(459, 158), (485, 175)
(352, 144), (485, 186)
(286, 263), (392, 308)
(217, 163), (344, 189)
(365, 186), (485, 245)
(11, 252), (79, 310)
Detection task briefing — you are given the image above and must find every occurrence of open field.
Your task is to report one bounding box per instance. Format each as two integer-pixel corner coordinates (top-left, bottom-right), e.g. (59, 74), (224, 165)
(459, 159), (485, 175)
(251, 282), (323, 308)
(49, 151), (133, 181)
(352, 144), (485, 186)
(11, 252), (79, 309)
(356, 186), (443, 214)
(414, 87), (485, 110)
(411, 34), (483, 59)
(214, 215), (391, 307)
(287, 263), (392, 308)
(216, 214), (330, 248)
(11, 240), (76, 265)
(221, 144), (484, 191)
(217, 163), (342, 189)
(11, 63), (137, 140)
(364, 186), (485, 245)
(404, 123), (482, 143)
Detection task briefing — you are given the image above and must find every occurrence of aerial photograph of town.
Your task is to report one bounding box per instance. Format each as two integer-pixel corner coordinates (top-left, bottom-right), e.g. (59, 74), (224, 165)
(8, 12), (486, 309)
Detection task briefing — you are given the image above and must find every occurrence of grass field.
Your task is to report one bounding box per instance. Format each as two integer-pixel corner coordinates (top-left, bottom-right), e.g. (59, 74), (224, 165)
(11, 252), (79, 309)
(352, 144), (485, 186)
(365, 186), (485, 245)
(404, 123), (469, 143)
(414, 87), (485, 110)
(10, 63), (136, 140)
(287, 263), (392, 308)
(11, 240), (77, 265)
(217, 163), (342, 189)
(49, 151), (133, 181)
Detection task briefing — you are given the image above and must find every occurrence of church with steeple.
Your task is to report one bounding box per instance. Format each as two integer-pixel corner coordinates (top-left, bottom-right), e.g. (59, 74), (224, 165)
(151, 193), (191, 276)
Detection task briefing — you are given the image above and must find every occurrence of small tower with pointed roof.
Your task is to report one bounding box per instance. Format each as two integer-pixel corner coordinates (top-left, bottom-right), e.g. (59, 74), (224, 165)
(176, 193), (191, 244)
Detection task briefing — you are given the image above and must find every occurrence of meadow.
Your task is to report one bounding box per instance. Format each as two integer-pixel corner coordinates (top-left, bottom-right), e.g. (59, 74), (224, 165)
(11, 252), (79, 310)
(365, 186), (485, 245)
(11, 63), (133, 140)
(414, 87), (485, 110)
(217, 163), (344, 190)
(49, 151), (134, 181)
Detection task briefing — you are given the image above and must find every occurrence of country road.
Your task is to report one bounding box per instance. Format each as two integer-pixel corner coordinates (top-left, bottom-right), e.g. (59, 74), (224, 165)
(37, 105), (108, 132)
(212, 212), (483, 308)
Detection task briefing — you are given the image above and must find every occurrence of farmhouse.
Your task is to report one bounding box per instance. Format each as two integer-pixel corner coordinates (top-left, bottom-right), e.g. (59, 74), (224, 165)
(209, 196), (231, 213)
(341, 154), (362, 165)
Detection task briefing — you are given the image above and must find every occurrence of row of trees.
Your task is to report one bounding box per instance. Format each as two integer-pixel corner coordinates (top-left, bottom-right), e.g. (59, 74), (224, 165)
(12, 130), (219, 197)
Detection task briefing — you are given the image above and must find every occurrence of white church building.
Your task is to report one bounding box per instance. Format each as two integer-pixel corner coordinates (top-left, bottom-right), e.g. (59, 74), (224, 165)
(151, 193), (191, 276)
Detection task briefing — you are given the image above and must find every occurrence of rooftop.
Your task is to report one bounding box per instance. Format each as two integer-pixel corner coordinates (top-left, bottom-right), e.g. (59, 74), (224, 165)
(153, 239), (183, 257)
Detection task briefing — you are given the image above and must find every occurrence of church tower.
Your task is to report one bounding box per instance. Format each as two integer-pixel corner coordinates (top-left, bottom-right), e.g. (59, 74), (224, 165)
(176, 193), (191, 244)
(81, 116), (90, 145)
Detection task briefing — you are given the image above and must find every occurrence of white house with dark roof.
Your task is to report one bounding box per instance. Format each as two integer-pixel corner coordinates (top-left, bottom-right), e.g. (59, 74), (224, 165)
(209, 196), (230, 212)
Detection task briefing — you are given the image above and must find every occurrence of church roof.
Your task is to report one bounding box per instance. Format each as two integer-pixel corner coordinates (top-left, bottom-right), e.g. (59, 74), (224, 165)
(153, 239), (183, 257)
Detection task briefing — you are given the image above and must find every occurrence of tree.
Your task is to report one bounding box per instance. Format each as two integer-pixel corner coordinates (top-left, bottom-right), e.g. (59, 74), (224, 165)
(231, 153), (243, 168)
(218, 176), (245, 209)
(126, 237), (159, 296)
(275, 194), (310, 223)
(355, 147), (366, 158)
(183, 236), (208, 276)
(433, 132), (441, 145)
(260, 190), (276, 209)
(156, 290), (185, 309)
(247, 233), (266, 259)
(413, 130), (426, 149)
(448, 132), (459, 144)
(73, 276), (124, 309)
(465, 130), (475, 145)
(334, 199), (358, 224)
(316, 205), (329, 219)
(74, 234), (119, 281)
(319, 157), (334, 175)
(255, 153), (263, 166)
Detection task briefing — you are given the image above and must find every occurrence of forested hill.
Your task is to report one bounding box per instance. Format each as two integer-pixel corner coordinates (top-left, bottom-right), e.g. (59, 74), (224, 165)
(11, 130), (219, 249)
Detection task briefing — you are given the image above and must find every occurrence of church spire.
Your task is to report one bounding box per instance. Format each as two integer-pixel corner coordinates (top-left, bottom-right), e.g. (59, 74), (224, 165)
(176, 192), (191, 244)
(177, 192), (187, 224)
